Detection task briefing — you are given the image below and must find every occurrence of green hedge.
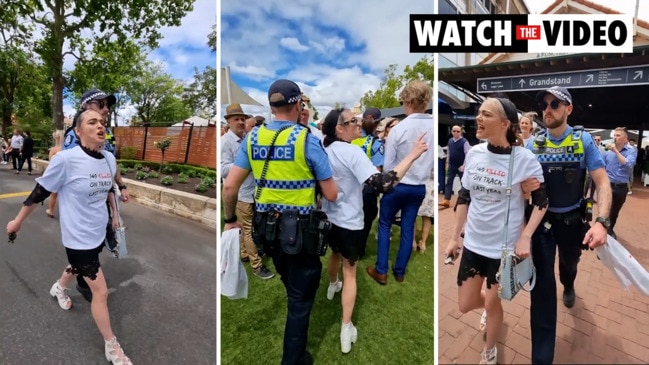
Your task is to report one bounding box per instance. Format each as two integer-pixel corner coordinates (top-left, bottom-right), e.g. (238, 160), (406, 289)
(117, 160), (216, 179)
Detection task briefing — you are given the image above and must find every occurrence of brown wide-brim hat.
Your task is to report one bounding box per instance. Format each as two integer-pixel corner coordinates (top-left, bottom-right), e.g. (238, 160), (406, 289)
(224, 103), (251, 119)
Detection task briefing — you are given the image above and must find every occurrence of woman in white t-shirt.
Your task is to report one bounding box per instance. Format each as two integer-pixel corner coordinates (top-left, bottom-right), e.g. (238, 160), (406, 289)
(320, 108), (428, 354)
(443, 98), (548, 365)
(6, 110), (132, 364)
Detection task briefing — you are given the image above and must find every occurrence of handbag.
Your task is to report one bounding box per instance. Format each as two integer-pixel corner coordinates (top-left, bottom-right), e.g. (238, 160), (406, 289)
(496, 146), (536, 301)
(103, 153), (128, 258)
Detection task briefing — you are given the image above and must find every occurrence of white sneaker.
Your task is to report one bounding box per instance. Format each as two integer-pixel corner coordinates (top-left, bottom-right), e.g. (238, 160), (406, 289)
(49, 281), (72, 310)
(326, 280), (342, 300)
(105, 337), (133, 365)
(340, 323), (358, 354)
(479, 346), (497, 365)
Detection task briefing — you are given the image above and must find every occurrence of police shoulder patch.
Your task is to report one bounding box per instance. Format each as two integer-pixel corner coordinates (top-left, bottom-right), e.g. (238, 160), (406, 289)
(63, 134), (72, 147)
(378, 144), (385, 155)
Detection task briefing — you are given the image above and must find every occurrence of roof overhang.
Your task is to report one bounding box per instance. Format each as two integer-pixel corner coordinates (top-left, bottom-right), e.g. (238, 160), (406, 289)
(440, 46), (649, 129)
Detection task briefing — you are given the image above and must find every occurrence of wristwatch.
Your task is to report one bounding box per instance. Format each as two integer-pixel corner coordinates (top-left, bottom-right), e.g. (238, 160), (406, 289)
(224, 215), (238, 224)
(595, 216), (611, 229)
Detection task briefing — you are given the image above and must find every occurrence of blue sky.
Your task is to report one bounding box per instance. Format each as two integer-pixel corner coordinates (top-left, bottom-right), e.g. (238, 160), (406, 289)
(220, 0), (434, 122)
(63, 0), (216, 121)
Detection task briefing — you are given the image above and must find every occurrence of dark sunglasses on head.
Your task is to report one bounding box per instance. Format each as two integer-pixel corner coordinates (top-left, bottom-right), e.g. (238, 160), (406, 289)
(538, 100), (566, 111)
(341, 117), (358, 126)
(89, 99), (108, 109)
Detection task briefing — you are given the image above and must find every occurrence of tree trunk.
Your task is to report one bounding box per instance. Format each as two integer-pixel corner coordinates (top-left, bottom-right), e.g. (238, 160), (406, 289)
(159, 152), (164, 173)
(52, 70), (65, 130)
(51, 0), (65, 131)
(1, 104), (12, 133)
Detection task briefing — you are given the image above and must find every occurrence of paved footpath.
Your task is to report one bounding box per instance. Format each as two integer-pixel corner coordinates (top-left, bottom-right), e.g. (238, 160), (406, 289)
(438, 181), (649, 364)
(0, 163), (216, 364)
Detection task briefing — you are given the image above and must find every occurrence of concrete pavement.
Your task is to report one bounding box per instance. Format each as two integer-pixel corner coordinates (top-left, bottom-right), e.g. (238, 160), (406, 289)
(438, 181), (649, 364)
(0, 163), (217, 364)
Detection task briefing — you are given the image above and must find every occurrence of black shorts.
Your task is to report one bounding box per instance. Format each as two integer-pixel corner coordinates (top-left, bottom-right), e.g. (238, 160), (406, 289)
(457, 247), (501, 290)
(325, 224), (365, 265)
(64, 243), (104, 281)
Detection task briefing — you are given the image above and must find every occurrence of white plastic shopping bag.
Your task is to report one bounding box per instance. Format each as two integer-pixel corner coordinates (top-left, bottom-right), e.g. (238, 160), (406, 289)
(596, 235), (649, 296)
(220, 229), (248, 299)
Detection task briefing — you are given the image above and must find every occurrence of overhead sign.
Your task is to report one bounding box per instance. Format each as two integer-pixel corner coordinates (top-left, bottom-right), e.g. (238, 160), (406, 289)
(477, 64), (649, 93)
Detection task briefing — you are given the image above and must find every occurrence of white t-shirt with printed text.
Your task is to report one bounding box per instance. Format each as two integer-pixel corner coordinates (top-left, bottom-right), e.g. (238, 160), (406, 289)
(462, 144), (544, 260)
(322, 141), (379, 231)
(37, 147), (116, 250)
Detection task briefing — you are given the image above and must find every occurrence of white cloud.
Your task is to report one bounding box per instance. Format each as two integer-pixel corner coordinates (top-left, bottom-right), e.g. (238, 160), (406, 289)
(229, 62), (275, 80)
(280, 37), (310, 52)
(308, 37), (346, 54)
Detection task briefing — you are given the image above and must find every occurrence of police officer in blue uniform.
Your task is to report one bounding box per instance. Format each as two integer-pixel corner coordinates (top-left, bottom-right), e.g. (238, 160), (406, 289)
(523, 86), (612, 364)
(222, 79), (337, 365)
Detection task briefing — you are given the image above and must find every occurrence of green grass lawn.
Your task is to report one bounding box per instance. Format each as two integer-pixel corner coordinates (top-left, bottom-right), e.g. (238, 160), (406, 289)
(220, 217), (435, 364)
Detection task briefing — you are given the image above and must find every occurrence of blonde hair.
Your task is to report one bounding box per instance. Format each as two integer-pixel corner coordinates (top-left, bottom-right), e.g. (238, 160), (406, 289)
(400, 80), (432, 111)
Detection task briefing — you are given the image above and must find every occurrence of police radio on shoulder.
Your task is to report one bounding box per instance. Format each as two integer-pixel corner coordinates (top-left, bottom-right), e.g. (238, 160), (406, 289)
(224, 215), (237, 224)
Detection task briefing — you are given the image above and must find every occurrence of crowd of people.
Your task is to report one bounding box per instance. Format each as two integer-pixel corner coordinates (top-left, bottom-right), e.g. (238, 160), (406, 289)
(221, 78), (434, 364)
(441, 85), (641, 364)
(0, 129), (35, 174)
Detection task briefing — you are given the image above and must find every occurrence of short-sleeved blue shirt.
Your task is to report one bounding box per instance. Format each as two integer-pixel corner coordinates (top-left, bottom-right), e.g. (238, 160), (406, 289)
(359, 130), (384, 167)
(233, 121), (333, 181)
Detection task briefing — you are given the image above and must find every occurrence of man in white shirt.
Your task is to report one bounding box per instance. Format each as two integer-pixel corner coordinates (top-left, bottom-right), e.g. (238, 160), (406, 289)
(9, 129), (23, 171)
(221, 104), (274, 280)
(368, 80), (435, 284)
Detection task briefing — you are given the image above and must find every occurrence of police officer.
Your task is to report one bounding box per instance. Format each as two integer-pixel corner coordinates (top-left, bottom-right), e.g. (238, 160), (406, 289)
(522, 86), (611, 364)
(350, 107), (384, 248)
(222, 79), (337, 365)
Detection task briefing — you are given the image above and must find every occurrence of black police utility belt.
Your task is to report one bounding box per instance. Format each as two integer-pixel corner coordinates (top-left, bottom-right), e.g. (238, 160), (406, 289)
(532, 126), (586, 210)
(251, 125), (332, 257)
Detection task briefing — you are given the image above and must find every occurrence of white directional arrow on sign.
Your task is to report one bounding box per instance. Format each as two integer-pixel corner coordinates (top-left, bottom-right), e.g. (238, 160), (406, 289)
(481, 82), (487, 90)
(519, 79), (525, 87)
(634, 71), (643, 80)
(586, 74), (593, 82)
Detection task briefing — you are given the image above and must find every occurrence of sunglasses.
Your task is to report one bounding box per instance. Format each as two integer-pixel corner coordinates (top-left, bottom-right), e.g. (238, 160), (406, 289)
(89, 100), (108, 109)
(341, 117), (359, 126)
(452, 130), (461, 133)
(538, 100), (567, 111)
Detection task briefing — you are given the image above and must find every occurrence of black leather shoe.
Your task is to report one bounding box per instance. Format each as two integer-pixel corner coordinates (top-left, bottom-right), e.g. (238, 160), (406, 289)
(563, 287), (575, 308)
(77, 284), (93, 303)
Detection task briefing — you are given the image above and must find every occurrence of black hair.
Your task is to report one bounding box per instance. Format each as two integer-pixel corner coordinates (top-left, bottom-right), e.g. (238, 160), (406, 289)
(322, 108), (346, 147)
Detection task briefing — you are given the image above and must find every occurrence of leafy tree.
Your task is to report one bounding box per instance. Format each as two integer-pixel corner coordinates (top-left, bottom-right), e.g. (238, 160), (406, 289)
(10, 0), (194, 130)
(153, 137), (172, 173)
(0, 8), (39, 133)
(403, 55), (435, 82)
(127, 61), (191, 126)
(208, 23), (217, 53)
(183, 66), (217, 119)
(360, 56), (435, 110)
(66, 40), (149, 126)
